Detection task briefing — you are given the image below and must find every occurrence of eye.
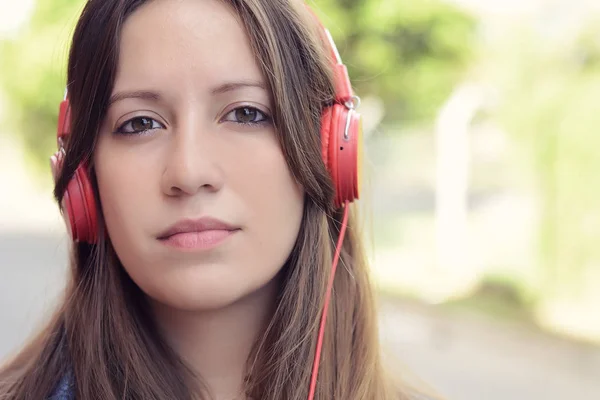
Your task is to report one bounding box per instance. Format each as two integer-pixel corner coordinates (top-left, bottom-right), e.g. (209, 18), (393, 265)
(223, 106), (270, 126)
(115, 116), (165, 135)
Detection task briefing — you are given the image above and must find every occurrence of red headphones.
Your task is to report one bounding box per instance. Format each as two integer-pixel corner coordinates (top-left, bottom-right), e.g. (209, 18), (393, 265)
(54, 6), (360, 399)
(311, 14), (362, 210)
(55, 97), (98, 243)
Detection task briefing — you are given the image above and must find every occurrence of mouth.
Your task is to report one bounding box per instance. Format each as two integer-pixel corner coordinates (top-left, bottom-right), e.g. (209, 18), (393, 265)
(157, 217), (240, 251)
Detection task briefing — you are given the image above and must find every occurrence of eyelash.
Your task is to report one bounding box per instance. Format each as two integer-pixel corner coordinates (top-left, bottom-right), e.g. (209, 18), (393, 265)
(114, 106), (271, 135)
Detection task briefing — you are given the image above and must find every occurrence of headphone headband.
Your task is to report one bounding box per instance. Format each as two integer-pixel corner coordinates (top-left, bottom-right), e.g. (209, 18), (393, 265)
(57, 93), (71, 149)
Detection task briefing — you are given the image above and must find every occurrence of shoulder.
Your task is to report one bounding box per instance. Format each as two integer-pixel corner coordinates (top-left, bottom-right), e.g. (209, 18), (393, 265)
(47, 372), (75, 400)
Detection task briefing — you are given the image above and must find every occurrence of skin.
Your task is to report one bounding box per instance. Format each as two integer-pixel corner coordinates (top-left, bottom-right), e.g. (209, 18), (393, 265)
(56, 0), (305, 398)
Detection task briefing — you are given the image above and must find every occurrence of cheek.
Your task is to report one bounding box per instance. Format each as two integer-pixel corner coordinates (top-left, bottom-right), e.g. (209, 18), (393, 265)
(93, 137), (157, 264)
(238, 145), (304, 277)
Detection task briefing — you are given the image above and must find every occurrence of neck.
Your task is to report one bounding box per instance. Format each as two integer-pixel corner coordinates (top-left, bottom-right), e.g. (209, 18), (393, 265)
(151, 278), (279, 400)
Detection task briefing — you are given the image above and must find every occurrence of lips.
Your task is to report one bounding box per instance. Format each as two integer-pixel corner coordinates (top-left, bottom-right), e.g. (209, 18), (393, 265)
(157, 217), (239, 240)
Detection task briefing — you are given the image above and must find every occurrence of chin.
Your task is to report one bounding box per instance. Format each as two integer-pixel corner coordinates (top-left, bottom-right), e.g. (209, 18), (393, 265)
(123, 250), (285, 313)
(141, 269), (268, 313)
(160, 291), (241, 312)
(145, 281), (243, 313)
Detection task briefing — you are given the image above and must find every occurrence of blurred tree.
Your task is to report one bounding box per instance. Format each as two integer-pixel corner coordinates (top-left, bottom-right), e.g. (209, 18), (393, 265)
(0, 0), (84, 179)
(311, 0), (476, 127)
(0, 0), (475, 174)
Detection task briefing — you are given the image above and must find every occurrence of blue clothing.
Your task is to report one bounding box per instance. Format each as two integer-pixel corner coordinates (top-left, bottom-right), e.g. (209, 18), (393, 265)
(47, 373), (74, 400)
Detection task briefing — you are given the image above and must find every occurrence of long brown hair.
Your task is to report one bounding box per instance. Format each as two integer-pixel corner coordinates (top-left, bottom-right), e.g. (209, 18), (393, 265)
(0, 1), (410, 399)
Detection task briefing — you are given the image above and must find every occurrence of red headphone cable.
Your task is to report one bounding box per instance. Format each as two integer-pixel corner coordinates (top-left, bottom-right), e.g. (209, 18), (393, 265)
(307, 201), (350, 400)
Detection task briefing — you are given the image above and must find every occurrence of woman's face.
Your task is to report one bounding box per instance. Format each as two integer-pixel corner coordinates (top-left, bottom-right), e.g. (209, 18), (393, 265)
(94, 0), (304, 310)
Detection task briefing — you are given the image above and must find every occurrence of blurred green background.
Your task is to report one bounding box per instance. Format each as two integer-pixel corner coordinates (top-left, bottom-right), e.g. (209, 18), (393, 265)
(1, 0), (600, 347)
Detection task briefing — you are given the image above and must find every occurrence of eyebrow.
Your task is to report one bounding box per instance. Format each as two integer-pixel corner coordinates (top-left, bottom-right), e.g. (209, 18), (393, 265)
(108, 90), (160, 106)
(211, 80), (267, 95)
(108, 81), (267, 106)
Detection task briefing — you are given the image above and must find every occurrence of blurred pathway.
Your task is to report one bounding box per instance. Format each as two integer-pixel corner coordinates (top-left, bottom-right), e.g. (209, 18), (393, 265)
(380, 297), (600, 400)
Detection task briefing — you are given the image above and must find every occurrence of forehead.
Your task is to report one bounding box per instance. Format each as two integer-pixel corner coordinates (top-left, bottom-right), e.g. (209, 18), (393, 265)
(115, 0), (263, 93)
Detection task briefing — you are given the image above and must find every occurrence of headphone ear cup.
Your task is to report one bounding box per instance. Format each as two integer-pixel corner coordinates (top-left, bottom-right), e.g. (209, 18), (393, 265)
(326, 104), (344, 205)
(340, 108), (361, 203)
(63, 164), (98, 243)
(320, 106), (333, 169)
(323, 103), (360, 208)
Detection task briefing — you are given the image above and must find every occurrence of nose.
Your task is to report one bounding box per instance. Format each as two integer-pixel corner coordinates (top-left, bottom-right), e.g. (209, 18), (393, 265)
(161, 115), (224, 197)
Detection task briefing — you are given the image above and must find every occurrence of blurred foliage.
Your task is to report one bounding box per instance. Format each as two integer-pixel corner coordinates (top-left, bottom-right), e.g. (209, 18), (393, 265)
(489, 16), (600, 302)
(444, 274), (537, 326)
(0, 0), (84, 178)
(311, 0), (476, 126)
(0, 0), (475, 173)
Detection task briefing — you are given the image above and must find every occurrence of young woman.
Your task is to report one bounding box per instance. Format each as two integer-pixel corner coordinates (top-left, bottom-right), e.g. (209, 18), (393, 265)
(0, 0), (427, 399)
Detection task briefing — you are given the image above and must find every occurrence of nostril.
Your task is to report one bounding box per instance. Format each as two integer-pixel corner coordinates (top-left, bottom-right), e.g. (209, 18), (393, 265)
(169, 186), (184, 195)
